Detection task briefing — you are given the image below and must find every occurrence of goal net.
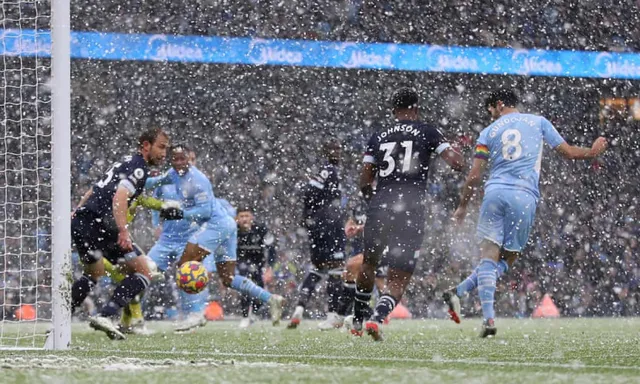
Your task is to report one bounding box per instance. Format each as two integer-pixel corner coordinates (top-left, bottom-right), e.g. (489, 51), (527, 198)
(0, 0), (70, 349)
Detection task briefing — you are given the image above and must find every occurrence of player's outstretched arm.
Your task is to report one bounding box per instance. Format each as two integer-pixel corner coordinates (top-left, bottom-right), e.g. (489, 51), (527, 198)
(453, 158), (488, 224)
(555, 137), (608, 160)
(440, 147), (465, 172)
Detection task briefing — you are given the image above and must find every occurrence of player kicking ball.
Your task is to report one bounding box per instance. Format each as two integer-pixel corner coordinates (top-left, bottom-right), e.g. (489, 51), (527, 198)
(353, 88), (464, 341)
(147, 161), (285, 326)
(446, 89), (608, 337)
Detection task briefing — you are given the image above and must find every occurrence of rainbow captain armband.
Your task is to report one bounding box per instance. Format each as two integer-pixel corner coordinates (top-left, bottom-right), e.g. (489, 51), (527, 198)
(475, 144), (490, 160)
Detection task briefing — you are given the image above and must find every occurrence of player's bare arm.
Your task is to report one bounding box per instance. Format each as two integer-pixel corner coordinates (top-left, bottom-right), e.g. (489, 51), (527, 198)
(359, 162), (376, 202)
(440, 147), (466, 172)
(555, 137), (608, 160)
(453, 158), (488, 224)
(113, 186), (134, 251)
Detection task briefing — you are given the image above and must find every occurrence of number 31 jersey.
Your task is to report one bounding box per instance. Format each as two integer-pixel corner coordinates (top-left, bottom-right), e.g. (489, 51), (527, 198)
(84, 153), (149, 217)
(364, 119), (450, 209)
(476, 113), (565, 200)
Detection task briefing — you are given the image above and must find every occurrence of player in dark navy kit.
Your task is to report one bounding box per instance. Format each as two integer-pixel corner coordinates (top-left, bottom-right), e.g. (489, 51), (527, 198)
(288, 139), (348, 330)
(235, 207), (277, 328)
(353, 88), (465, 341)
(70, 127), (177, 340)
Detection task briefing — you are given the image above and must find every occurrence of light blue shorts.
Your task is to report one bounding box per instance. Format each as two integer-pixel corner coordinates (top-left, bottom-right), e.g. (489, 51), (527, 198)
(148, 240), (216, 273)
(476, 188), (537, 252)
(188, 217), (237, 265)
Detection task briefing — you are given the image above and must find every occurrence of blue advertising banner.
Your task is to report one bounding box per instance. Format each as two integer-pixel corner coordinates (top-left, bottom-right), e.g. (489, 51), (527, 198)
(1, 28), (639, 79)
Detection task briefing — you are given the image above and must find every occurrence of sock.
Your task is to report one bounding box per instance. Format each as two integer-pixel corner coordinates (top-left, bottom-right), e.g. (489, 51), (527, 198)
(354, 285), (373, 325)
(230, 275), (271, 303)
(337, 281), (356, 316)
(129, 301), (143, 321)
(71, 274), (96, 313)
(477, 259), (498, 321)
(371, 294), (397, 323)
(121, 304), (132, 327)
(326, 275), (343, 313)
(456, 259), (509, 297)
(100, 273), (150, 318)
(296, 270), (324, 308)
(241, 293), (251, 318)
(179, 288), (209, 314)
(121, 297), (143, 327)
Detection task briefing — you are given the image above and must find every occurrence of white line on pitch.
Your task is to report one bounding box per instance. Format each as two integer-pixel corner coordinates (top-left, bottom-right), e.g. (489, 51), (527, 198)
(100, 349), (640, 372)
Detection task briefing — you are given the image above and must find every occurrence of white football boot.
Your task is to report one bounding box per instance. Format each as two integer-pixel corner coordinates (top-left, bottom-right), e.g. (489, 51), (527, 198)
(318, 312), (344, 330)
(174, 312), (207, 333)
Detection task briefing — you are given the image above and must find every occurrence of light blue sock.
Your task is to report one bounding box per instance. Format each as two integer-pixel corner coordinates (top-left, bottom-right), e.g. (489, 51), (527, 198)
(179, 288), (209, 314)
(456, 259), (509, 297)
(231, 275), (271, 303)
(477, 259), (498, 321)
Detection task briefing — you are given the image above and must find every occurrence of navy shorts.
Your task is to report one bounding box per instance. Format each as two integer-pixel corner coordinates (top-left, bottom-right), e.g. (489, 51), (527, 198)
(71, 209), (129, 265)
(363, 207), (424, 274)
(307, 222), (346, 267)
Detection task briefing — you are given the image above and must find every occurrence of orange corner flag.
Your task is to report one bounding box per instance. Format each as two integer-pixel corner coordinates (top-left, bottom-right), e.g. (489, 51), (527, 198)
(389, 303), (412, 319)
(204, 301), (224, 321)
(532, 294), (560, 318)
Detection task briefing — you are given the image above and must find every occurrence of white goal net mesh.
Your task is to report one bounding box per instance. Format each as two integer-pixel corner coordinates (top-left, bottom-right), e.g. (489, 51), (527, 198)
(0, 0), (53, 348)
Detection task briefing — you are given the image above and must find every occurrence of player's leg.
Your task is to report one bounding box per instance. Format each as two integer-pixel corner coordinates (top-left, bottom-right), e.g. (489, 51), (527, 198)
(288, 226), (327, 328)
(97, 248), (152, 320)
(203, 221), (285, 325)
(353, 211), (387, 335)
(337, 253), (362, 317)
(318, 260), (347, 330)
(320, 223), (347, 328)
(240, 268), (264, 328)
(365, 218), (421, 341)
(476, 191), (536, 337)
(236, 262), (254, 326)
(117, 243), (156, 335)
(175, 248), (213, 333)
(444, 191), (506, 324)
(70, 213), (106, 314)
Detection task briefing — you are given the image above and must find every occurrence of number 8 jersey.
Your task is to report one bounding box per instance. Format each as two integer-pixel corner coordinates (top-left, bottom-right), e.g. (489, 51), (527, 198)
(475, 113), (565, 200)
(364, 119), (450, 209)
(84, 153), (150, 217)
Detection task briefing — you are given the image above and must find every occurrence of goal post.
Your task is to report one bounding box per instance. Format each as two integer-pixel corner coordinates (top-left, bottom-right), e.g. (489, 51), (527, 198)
(0, 0), (71, 349)
(48, 0), (72, 350)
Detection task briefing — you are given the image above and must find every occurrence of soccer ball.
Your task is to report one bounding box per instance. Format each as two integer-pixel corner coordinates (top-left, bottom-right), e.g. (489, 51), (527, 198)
(176, 261), (209, 294)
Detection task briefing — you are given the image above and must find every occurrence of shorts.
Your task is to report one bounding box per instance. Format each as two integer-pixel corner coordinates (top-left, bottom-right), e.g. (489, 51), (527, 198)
(476, 188), (537, 252)
(363, 207), (424, 273)
(71, 209), (128, 265)
(188, 216), (237, 265)
(307, 222), (346, 267)
(149, 240), (216, 273)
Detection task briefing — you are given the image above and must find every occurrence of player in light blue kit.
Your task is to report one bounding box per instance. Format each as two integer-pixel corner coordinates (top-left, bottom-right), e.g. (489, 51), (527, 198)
(447, 89), (608, 337)
(147, 145), (218, 332)
(150, 152), (285, 327)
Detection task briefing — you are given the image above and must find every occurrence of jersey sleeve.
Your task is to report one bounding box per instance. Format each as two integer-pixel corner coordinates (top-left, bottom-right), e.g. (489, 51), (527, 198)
(363, 133), (377, 164)
(474, 129), (490, 161)
(429, 127), (451, 155)
(541, 117), (566, 148)
(119, 157), (148, 195)
(182, 174), (214, 221)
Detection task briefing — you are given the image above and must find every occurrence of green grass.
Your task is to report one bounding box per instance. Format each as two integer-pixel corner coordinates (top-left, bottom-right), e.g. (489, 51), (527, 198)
(2, 318), (640, 383)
